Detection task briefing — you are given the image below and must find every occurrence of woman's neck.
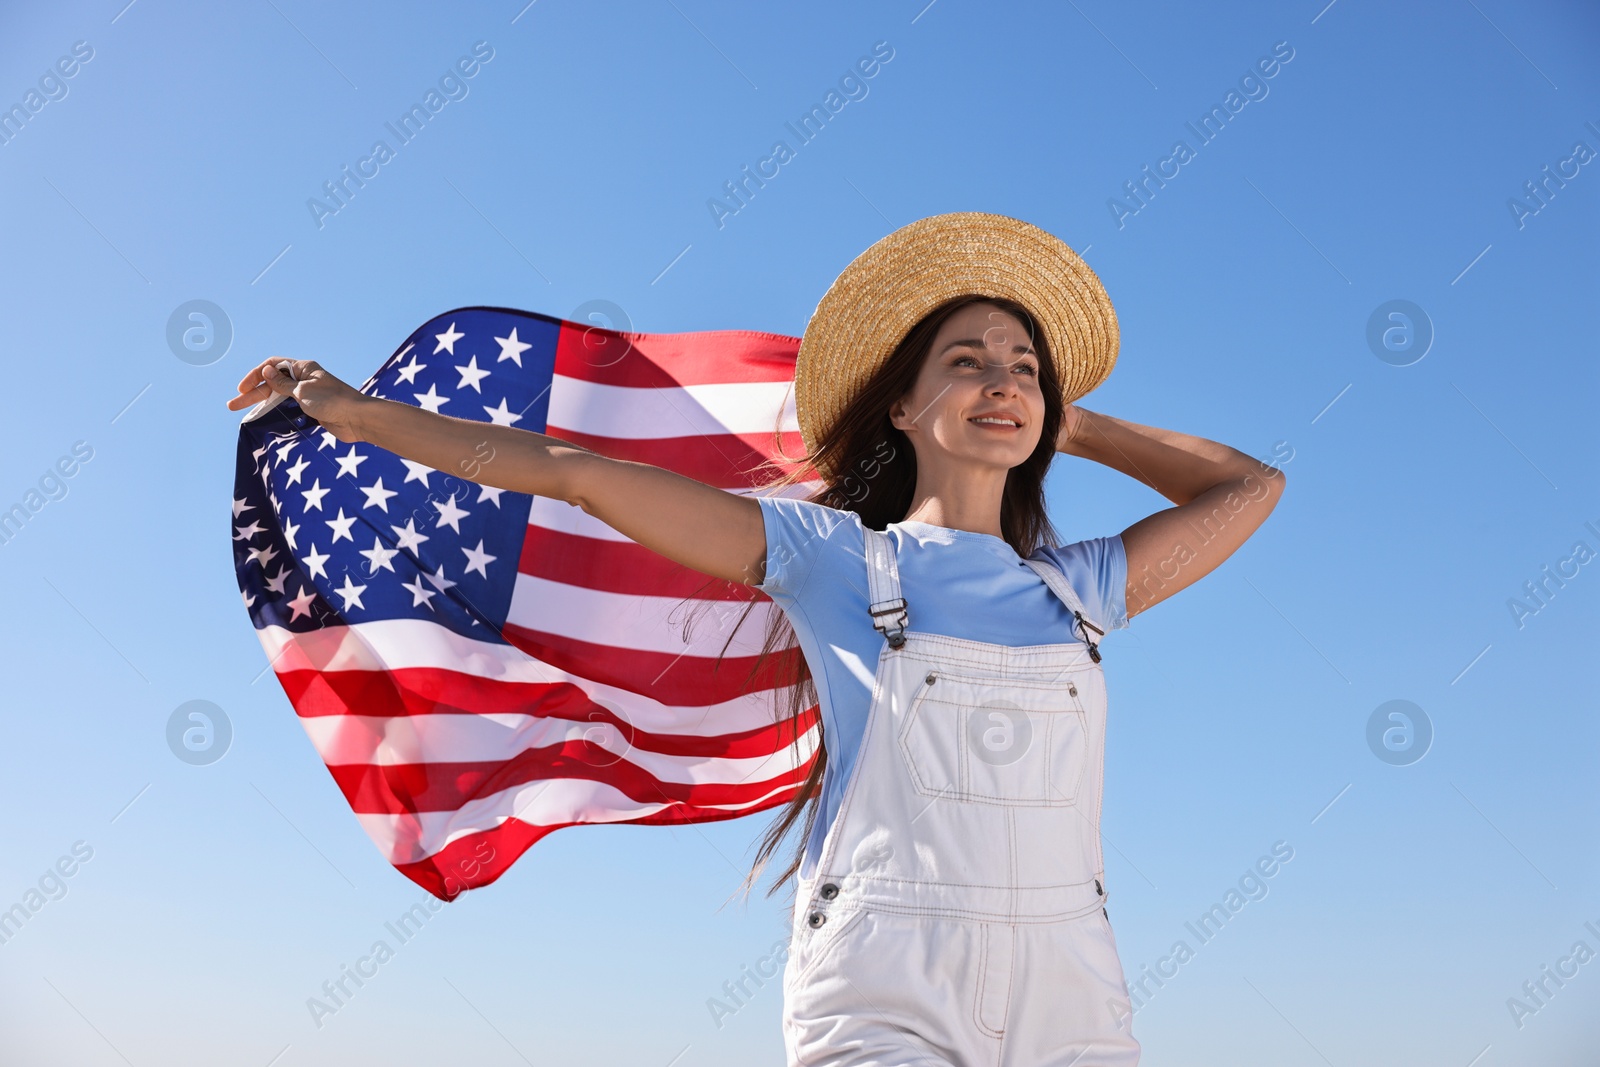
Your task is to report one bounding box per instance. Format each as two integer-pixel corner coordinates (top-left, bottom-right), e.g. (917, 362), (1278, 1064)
(896, 470), (1004, 537)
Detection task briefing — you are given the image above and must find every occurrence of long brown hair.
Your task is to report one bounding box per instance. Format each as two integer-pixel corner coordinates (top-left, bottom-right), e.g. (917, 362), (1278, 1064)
(681, 294), (1066, 904)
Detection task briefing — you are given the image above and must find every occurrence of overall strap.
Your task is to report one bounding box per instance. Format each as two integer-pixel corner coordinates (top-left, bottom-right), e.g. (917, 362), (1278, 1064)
(863, 527), (909, 649)
(1021, 558), (1106, 664)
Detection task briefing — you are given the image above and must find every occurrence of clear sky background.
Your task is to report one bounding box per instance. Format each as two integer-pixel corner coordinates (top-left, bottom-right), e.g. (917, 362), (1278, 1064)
(1, 1), (1596, 1064)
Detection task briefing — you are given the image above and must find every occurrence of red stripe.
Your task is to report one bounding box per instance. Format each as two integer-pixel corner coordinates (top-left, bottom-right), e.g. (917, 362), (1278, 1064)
(328, 732), (816, 815)
(541, 425), (808, 489)
(395, 786), (801, 900)
(554, 322), (800, 388)
(279, 664), (808, 724)
(516, 526), (775, 600)
(500, 623), (804, 708)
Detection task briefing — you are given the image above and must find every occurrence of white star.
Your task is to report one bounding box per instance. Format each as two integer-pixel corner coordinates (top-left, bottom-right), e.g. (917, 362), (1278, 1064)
(318, 430), (339, 451)
(494, 327), (532, 366)
(461, 539), (497, 578)
(335, 446), (367, 479)
(247, 543), (279, 569)
(234, 520), (266, 541)
(281, 517), (301, 551)
(395, 352), (427, 384)
(325, 507), (358, 544)
(390, 518), (430, 555)
(241, 588), (256, 609)
(287, 585), (317, 622)
(401, 574), (438, 610)
(283, 456), (310, 486)
(482, 397), (523, 427)
(476, 484), (504, 507)
(434, 321), (465, 355)
(424, 564), (457, 594)
(400, 459), (434, 486)
(359, 536), (401, 575)
(301, 479), (330, 512)
(274, 439), (298, 464)
(232, 497), (254, 518)
(264, 564), (291, 596)
(414, 383), (450, 413)
(433, 494), (470, 534)
(455, 355), (492, 393)
(332, 574), (368, 610)
(301, 543), (331, 580)
(360, 477), (398, 512)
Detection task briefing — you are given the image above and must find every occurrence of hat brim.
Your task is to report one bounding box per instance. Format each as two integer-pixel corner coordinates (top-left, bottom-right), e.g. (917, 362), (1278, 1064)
(794, 212), (1118, 479)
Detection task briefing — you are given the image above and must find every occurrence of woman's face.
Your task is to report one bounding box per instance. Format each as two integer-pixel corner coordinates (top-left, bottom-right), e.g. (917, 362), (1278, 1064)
(888, 301), (1046, 472)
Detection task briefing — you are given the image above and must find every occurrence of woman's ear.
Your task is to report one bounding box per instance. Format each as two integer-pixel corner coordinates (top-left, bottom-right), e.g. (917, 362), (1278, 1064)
(887, 393), (910, 434)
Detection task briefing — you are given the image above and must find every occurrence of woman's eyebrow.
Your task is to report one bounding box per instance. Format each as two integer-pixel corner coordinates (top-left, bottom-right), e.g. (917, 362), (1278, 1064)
(939, 338), (1038, 357)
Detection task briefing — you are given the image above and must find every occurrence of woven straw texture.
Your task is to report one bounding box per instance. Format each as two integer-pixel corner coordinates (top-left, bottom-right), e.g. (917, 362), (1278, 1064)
(793, 212), (1119, 478)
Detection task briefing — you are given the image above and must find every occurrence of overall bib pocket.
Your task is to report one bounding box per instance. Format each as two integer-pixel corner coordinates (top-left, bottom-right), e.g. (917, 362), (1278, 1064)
(896, 671), (1089, 806)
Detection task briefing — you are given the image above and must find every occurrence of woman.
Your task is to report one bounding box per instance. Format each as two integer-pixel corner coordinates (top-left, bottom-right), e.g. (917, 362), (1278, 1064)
(226, 213), (1285, 1065)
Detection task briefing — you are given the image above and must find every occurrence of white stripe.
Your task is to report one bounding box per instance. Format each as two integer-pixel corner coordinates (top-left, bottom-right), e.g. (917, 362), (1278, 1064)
(547, 376), (797, 439)
(302, 708), (815, 779)
(256, 620), (799, 729)
(359, 772), (806, 864)
(526, 480), (822, 543)
(505, 574), (778, 657)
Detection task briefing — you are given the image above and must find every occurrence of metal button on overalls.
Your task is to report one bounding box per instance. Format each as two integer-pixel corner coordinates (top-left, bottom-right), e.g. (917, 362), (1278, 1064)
(782, 527), (1141, 1066)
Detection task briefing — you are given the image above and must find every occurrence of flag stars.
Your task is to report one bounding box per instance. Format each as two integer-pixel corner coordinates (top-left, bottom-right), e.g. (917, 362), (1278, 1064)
(234, 520), (265, 541)
(332, 574), (368, 610)
(401, 574), (438, 609)
(390, 517), (430, 555)
(282, 517), (301, 551)
(461, 539), (497, 579)
(400, 459), (434, 486)
(317, 430), (339, 451)
(360, 477), (398, 512)
(274, 439), (298, 464)
(483, 397), (523, 427)
(287, 585), (317, 622)
(247, 543), (279, 569)
(325, 507), (359, 544)
(434, 321), (465, 355)
(232, 496), (254, 518)
(476, 484), (504, 507)
(359, 536), (401, 575)
(335, 446), (368, 479)
(283, 455), (310, 486)
(494, 328), (532, 366)
(264, 564), (292, 596)
(424, 564), (457, 594)
(395, 352), (428, 384)
(433, 494), (470, 534)
(414, 383), (451, 413)
(455, 355), (492, 393)
(301, 479), (330, 512)
(302, 543), (331, 580)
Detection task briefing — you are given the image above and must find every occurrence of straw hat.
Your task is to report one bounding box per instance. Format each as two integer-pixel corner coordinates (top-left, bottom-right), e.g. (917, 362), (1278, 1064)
(794, 212), (1119, 481)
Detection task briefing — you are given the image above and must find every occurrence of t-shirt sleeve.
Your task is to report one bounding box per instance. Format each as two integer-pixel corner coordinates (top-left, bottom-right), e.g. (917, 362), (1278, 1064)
(1037, 534), (1129, 633)
(754, 494), (864, 600)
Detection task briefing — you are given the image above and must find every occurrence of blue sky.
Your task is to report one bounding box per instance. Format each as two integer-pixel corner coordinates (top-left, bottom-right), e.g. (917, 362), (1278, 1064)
(0, 0), (1595, 1064)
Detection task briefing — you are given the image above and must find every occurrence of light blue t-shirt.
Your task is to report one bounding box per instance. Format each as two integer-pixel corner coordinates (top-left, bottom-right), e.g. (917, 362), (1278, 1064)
(754, 495), (1130, 881)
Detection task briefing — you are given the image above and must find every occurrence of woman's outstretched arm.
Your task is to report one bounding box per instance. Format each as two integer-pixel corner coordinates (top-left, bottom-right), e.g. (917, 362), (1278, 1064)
(226, 358), (769, 587)
(1056, 404), (1286, 619)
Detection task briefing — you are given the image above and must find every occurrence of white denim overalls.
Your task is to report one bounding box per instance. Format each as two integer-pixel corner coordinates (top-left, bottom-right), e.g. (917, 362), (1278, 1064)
(782, 526), (1141, 1067)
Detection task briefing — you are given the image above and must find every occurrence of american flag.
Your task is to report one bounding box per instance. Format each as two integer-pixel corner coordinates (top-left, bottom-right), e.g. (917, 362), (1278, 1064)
(232, 306), (820, 900)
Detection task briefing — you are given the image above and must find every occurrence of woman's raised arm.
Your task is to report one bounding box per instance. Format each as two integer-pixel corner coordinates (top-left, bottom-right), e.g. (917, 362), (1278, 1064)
(226, 358), (770, 587)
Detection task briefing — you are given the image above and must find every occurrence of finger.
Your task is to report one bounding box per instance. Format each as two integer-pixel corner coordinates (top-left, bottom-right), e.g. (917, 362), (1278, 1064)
(225, 382), (272, 410)
(236, 357), (284, 393)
